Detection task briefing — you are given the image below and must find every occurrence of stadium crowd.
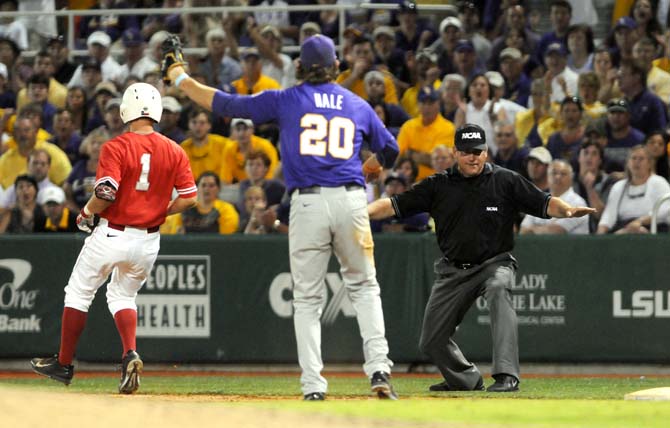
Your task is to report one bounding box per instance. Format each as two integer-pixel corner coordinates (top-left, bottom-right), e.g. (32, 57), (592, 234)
(1, 0), (670, 235)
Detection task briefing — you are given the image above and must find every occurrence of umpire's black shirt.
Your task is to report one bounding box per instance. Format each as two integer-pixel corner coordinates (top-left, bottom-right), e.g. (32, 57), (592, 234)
(391, 163), (551, 264)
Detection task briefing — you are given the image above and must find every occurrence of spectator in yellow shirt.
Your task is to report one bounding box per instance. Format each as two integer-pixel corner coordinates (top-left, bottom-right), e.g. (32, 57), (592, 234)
(633, 37), (670, 102)
(401, 49), (442, 118)
(180, 108), (233, 183)
(232, 47), (282, 95)
(336, 36), (399, 104)
(0, 116), (71, 189)
(220, 118), (279, 184)
(16, 50), (68, 109)
(397, 86), (456, 181)
(167, 171), (239, 235)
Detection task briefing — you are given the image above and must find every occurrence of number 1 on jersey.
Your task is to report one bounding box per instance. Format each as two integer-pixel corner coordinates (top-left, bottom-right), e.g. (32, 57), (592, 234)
(136, 153), (150, 191)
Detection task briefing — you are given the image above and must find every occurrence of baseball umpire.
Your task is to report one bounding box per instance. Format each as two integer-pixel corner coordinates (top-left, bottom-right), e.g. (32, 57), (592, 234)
(31, 83), (198, 394)
(160, 34), (399, 400)
(368, 123), (595, 392)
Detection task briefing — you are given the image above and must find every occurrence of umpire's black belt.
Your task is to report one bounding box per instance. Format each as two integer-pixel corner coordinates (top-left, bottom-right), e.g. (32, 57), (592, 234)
(293, 183), (363, 196)
(452, 261), (478, 270)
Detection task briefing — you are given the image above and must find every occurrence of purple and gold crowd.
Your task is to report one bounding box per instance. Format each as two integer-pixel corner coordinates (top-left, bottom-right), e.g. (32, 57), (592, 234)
(1, 0), (670, 235)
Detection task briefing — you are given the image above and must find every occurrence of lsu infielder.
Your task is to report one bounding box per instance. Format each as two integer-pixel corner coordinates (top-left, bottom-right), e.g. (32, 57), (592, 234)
(31, 83), (198, 394)
(161, 34), (400, 400)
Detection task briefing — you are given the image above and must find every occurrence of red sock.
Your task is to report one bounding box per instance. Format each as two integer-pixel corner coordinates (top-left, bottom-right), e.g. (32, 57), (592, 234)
(113, 309), (137, 356)
(58, 307), (88, 366)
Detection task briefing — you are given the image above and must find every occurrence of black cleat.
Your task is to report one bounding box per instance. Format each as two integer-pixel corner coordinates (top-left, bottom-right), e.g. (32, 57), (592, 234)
(429, 377), (484, 392)
(303, 392), (325, 401)
(30, 355), (74, 385)
(486, 374), (519, 392)
(371, 371), (398, 400)
(118, 350), (143, 394)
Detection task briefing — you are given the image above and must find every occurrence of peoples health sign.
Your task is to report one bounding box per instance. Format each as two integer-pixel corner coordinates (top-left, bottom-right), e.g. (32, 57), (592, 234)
(136, 255), (211, 338)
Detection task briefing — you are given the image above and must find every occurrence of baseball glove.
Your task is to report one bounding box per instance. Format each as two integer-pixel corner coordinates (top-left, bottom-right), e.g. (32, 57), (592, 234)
(161, 34), (187, 85)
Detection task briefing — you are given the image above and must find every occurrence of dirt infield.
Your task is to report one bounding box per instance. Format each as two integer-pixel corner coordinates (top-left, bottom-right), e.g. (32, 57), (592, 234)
(1, 385), (411, 428)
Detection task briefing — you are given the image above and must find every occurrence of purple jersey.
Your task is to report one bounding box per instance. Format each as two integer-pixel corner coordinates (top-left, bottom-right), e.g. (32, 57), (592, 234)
(212, 82), (398, 192)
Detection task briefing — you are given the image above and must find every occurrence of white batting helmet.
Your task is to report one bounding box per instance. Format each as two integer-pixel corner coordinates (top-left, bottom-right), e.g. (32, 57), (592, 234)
(120, 83), (162, 124)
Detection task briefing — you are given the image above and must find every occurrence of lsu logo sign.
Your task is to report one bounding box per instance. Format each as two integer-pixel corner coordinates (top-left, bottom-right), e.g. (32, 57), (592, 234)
(137, 255), (211, 337)
(268, 273), (356, 325)
(612, 290), (670, 318)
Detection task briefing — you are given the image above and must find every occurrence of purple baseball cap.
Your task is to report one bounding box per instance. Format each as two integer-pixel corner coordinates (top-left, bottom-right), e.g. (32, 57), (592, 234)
(300, 35), (337, 68)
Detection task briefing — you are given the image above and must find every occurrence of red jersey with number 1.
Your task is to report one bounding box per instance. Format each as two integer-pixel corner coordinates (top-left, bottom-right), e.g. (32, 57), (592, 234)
(95, 131), (197, 228)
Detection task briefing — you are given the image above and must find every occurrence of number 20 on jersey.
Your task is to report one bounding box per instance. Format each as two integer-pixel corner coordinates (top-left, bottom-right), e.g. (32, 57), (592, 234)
(299, 113), (355, 160)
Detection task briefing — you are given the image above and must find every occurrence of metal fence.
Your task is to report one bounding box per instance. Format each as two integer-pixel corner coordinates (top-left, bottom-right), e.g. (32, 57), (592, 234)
(1, 2), (457, 60)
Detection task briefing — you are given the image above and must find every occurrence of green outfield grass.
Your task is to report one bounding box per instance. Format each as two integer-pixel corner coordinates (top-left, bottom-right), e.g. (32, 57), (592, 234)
(3, 375), (670, 427)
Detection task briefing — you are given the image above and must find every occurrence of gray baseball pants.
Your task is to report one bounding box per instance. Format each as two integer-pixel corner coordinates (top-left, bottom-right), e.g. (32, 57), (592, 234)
(289, 186), (393, 396)
(419, 253), (519, 389)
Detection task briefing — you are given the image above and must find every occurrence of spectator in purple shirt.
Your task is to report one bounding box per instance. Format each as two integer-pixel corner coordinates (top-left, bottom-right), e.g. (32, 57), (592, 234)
(48, 109), (83, 165)
(500, 47), (531, 107)
(394, 0), (437, 53)
(617, 59), (668, 133)
(603, 98), (646, 172)
(537, 0), (572, 64)
(493, 120), (529, 175)
(546, 96), (585, 163)
(371, 173), (429, 233)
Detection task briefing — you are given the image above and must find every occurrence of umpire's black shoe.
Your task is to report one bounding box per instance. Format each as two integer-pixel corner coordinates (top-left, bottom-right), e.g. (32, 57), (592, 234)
(486, 374), (519, 392)
(371, 371), (399, 400)
(429, 377), (484, 392)
(303, 392), (325, 401)
(118, 350), (143, 394)
(30, 355), (74, 385)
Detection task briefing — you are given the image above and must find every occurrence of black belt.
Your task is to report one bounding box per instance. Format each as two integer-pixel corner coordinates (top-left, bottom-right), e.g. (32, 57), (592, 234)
(293, 184), (363, 195)
(452, 261), (478, 270)
(108, 222), (159, 233)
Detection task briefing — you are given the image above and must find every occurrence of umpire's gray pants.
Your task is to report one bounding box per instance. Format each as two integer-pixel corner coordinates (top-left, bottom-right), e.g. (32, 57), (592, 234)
(289, 186), (393, 395)
(419, 253), (519, 389)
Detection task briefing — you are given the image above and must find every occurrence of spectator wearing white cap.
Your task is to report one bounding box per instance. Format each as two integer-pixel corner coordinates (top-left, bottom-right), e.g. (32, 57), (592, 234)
(118, 28), (158, 83)
(428, 16), (462, 76)
(248, 23), (296, 88)
(485, 71), (527, 124)
(526, 146), (552, 192)
(199, 27), (242, 89)
(299, 22), (321, 45)
(68, 31), (123, 89)
(159, 96), (186, 144)
(220, 118), (279, 184)
(499, 48), (531, 107)
(372, 25), (411, 92)
(35, 186), (78, 233)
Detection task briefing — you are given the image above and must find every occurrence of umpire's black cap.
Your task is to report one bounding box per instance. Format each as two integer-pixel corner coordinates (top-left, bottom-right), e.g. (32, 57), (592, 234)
(455, 123), (487, 151)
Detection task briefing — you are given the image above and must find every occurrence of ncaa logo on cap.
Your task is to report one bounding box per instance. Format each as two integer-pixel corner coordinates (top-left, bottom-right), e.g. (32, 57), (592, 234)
(461, 132), (482, 139)
(455, 123), (487, 151)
